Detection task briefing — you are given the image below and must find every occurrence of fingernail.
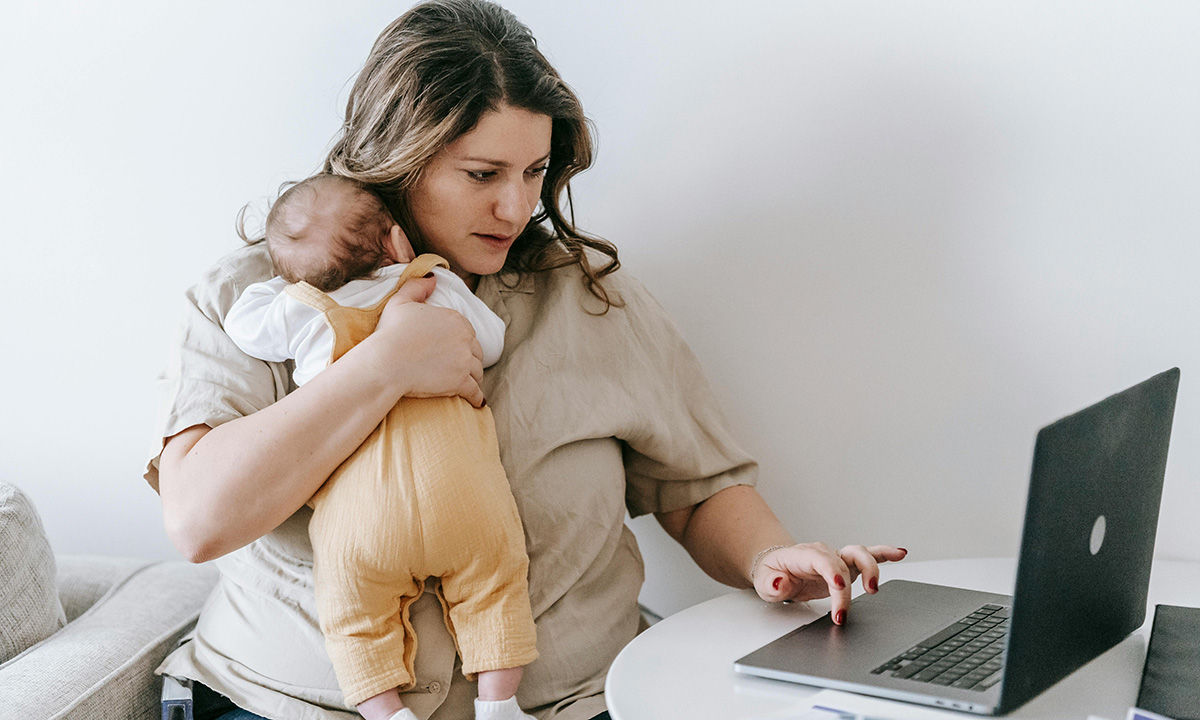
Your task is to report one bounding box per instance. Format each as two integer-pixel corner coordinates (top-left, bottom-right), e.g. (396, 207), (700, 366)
(899, 548), (908, 555)
(869, 577), (878, 592)
(835, 610), (846, 625)
(772, 577), (781, 591)
(481, 399), (487, 407)
(834, 575), (846, 590)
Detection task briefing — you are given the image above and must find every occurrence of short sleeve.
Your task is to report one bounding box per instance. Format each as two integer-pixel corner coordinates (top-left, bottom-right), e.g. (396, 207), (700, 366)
(144, 243), (291, 490)
(611, 277), (759, 517)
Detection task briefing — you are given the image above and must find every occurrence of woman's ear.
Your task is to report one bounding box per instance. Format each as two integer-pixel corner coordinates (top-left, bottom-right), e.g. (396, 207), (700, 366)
(387, 224), (416, 264)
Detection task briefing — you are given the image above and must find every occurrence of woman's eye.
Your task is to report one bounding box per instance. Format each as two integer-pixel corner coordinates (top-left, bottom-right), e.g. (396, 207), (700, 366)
(467, 170), (495, 182)
(527, 165), (549, 178)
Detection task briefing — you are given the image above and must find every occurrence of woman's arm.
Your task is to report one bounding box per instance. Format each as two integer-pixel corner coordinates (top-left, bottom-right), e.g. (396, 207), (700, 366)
(159, 280), (485, 563)
(656, 484), (906, 625)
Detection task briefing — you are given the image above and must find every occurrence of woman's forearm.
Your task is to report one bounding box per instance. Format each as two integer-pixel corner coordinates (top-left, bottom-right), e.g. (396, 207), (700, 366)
(656, 484), (795, 588)
(159, 335), (413, 562)
(159, 291), (485, 562)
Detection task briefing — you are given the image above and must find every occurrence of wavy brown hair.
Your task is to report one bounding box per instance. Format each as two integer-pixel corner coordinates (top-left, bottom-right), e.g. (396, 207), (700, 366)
(324, 0), (620, 308)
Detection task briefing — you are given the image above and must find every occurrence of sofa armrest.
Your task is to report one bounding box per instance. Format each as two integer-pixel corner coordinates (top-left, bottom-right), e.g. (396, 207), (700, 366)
(0, 557), (218, 720)
(56, 554), (156, 623)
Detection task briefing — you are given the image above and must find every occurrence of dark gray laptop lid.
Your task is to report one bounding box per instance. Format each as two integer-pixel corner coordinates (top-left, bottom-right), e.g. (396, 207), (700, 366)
(1000, 367), (1179, 713)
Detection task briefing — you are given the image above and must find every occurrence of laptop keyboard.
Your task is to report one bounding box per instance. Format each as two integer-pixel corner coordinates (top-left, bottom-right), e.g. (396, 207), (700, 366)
(871, 603), (1010, 691)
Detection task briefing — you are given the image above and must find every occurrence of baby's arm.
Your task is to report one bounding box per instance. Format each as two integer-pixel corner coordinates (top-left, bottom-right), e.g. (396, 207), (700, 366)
(224, 278), (298, 362)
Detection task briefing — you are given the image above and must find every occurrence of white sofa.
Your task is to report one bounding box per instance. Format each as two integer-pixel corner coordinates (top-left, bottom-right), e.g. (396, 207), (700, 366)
(0, 482), (218, 720)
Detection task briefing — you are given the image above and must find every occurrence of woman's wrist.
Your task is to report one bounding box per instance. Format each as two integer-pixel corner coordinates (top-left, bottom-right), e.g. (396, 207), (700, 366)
(749, 544), (790, 584)
(351, 330), (417, 401)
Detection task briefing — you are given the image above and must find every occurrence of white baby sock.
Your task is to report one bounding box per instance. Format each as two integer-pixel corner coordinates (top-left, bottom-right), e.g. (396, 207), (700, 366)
(386, 709), (419, 720)
(474, 696), (536, 720)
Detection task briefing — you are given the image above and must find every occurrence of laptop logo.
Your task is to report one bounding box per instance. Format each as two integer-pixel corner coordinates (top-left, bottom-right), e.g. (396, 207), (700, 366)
(1090, 515), (1106, 555)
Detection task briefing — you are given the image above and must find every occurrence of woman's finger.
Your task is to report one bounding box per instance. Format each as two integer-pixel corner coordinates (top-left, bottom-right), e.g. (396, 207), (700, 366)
(805, 549), (853, 624)
(391, 276), (435, 305)
(751, 546), (791, 601)
(460, 377), (485, 409)
(839, 544), (882, 593)
(867, 545), (909, 563)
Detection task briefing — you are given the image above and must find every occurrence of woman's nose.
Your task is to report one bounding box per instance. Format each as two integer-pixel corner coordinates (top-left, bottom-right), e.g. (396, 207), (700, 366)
(493, 179), (533, 225)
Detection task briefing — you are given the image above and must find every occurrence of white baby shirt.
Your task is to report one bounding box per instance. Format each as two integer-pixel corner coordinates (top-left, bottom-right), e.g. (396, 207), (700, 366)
(224, 263), (505, 385)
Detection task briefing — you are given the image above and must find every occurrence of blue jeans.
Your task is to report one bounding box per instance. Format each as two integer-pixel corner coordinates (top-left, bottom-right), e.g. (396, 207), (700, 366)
(193, 683), (268, 720)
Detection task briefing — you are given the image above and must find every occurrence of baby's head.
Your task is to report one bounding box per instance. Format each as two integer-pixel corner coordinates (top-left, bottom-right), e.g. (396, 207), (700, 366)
(265, 174), (396, 292)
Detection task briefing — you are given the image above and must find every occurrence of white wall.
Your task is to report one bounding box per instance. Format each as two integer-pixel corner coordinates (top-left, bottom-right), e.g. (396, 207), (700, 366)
(2, 1), (1198, 618)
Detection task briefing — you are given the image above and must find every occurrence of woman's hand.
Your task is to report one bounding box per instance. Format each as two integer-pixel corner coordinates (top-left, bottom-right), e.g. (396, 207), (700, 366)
(656, 486), (908, 628)
(366, 276), (486, 407)
(160, 273), (484, 563)
(752, 543), (908, 625)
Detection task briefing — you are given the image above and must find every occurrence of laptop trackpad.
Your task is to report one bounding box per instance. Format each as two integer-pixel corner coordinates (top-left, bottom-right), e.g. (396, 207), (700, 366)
(737, 580), (1012, 683)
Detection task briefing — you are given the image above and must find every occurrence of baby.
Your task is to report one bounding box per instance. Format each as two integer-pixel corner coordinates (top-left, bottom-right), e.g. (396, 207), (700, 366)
(224, 174), (538, 720)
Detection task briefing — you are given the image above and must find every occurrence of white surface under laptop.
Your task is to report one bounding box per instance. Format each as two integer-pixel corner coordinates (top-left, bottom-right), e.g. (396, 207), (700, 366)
(603, 556), (1200, 720)
(792, 689), (998, 719)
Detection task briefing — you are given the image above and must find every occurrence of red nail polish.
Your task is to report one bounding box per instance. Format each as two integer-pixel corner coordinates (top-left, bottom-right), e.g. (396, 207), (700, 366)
(835, 610), (846, 625)
(772, 577), (781, 591)
(834, 575), (846, 590)
(869, 577), (878, 592)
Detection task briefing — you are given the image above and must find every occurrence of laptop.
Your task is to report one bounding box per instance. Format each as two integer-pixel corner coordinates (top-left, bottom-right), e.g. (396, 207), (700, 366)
(734, 368), (1180, 715)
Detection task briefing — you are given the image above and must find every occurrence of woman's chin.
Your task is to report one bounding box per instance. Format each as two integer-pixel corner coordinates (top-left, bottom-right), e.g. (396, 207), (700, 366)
(465, 246), (515, 276)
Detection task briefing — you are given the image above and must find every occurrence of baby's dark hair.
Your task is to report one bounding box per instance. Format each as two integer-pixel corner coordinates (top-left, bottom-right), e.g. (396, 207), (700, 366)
(264, 174), (395, 292)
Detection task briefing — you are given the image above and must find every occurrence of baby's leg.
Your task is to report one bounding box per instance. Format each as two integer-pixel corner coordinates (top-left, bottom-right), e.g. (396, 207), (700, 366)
(438, 520), (538, 720)
(478, 665), (523, 701)
(357, 689), (417, 720)
(407, 400), (539, 719)
(310, 462), (425, 708)
(475, 667), (535, 720)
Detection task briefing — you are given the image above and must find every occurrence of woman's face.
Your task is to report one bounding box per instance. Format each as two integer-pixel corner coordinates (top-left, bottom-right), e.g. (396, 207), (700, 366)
(409, 104), (553, 284)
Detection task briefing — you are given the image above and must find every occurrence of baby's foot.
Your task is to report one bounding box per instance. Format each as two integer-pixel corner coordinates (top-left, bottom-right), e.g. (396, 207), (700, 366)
(386, 709), (419, 720)
(475, 696), (536, 720)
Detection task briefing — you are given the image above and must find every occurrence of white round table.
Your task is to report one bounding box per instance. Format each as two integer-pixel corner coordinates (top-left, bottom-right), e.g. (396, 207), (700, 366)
(605, 558), (1200, 720)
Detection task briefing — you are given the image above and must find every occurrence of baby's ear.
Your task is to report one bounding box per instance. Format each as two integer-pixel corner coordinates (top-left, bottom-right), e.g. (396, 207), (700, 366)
(387, 224), (416, 263)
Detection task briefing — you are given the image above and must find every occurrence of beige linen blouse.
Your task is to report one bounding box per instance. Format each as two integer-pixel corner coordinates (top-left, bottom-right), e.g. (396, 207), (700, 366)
(145, 242), (757, 720)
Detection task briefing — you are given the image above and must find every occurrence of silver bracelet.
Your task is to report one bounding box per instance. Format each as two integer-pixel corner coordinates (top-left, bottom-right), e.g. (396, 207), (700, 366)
(749, 544), (790, 583)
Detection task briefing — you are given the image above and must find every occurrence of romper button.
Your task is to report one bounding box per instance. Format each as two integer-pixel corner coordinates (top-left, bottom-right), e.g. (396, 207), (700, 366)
(428, 681), (442, 693)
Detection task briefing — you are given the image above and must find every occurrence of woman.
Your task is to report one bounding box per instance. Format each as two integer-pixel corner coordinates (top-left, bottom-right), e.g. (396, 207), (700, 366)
(149, 2), (905, 719)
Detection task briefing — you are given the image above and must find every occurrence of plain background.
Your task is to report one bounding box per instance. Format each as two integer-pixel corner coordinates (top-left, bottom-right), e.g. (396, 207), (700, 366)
(2, 0), (1198, 618)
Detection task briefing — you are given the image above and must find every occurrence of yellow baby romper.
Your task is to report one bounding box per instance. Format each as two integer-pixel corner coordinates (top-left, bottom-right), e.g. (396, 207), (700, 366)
(288, 254), (539, 707)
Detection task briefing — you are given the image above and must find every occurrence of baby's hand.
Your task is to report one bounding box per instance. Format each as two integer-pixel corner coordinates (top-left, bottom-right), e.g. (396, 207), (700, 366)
(387, 224), (416, 264)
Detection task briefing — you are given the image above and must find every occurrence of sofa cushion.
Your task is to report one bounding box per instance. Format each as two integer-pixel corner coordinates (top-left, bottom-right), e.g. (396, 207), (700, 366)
(0, 481), (67, 663)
